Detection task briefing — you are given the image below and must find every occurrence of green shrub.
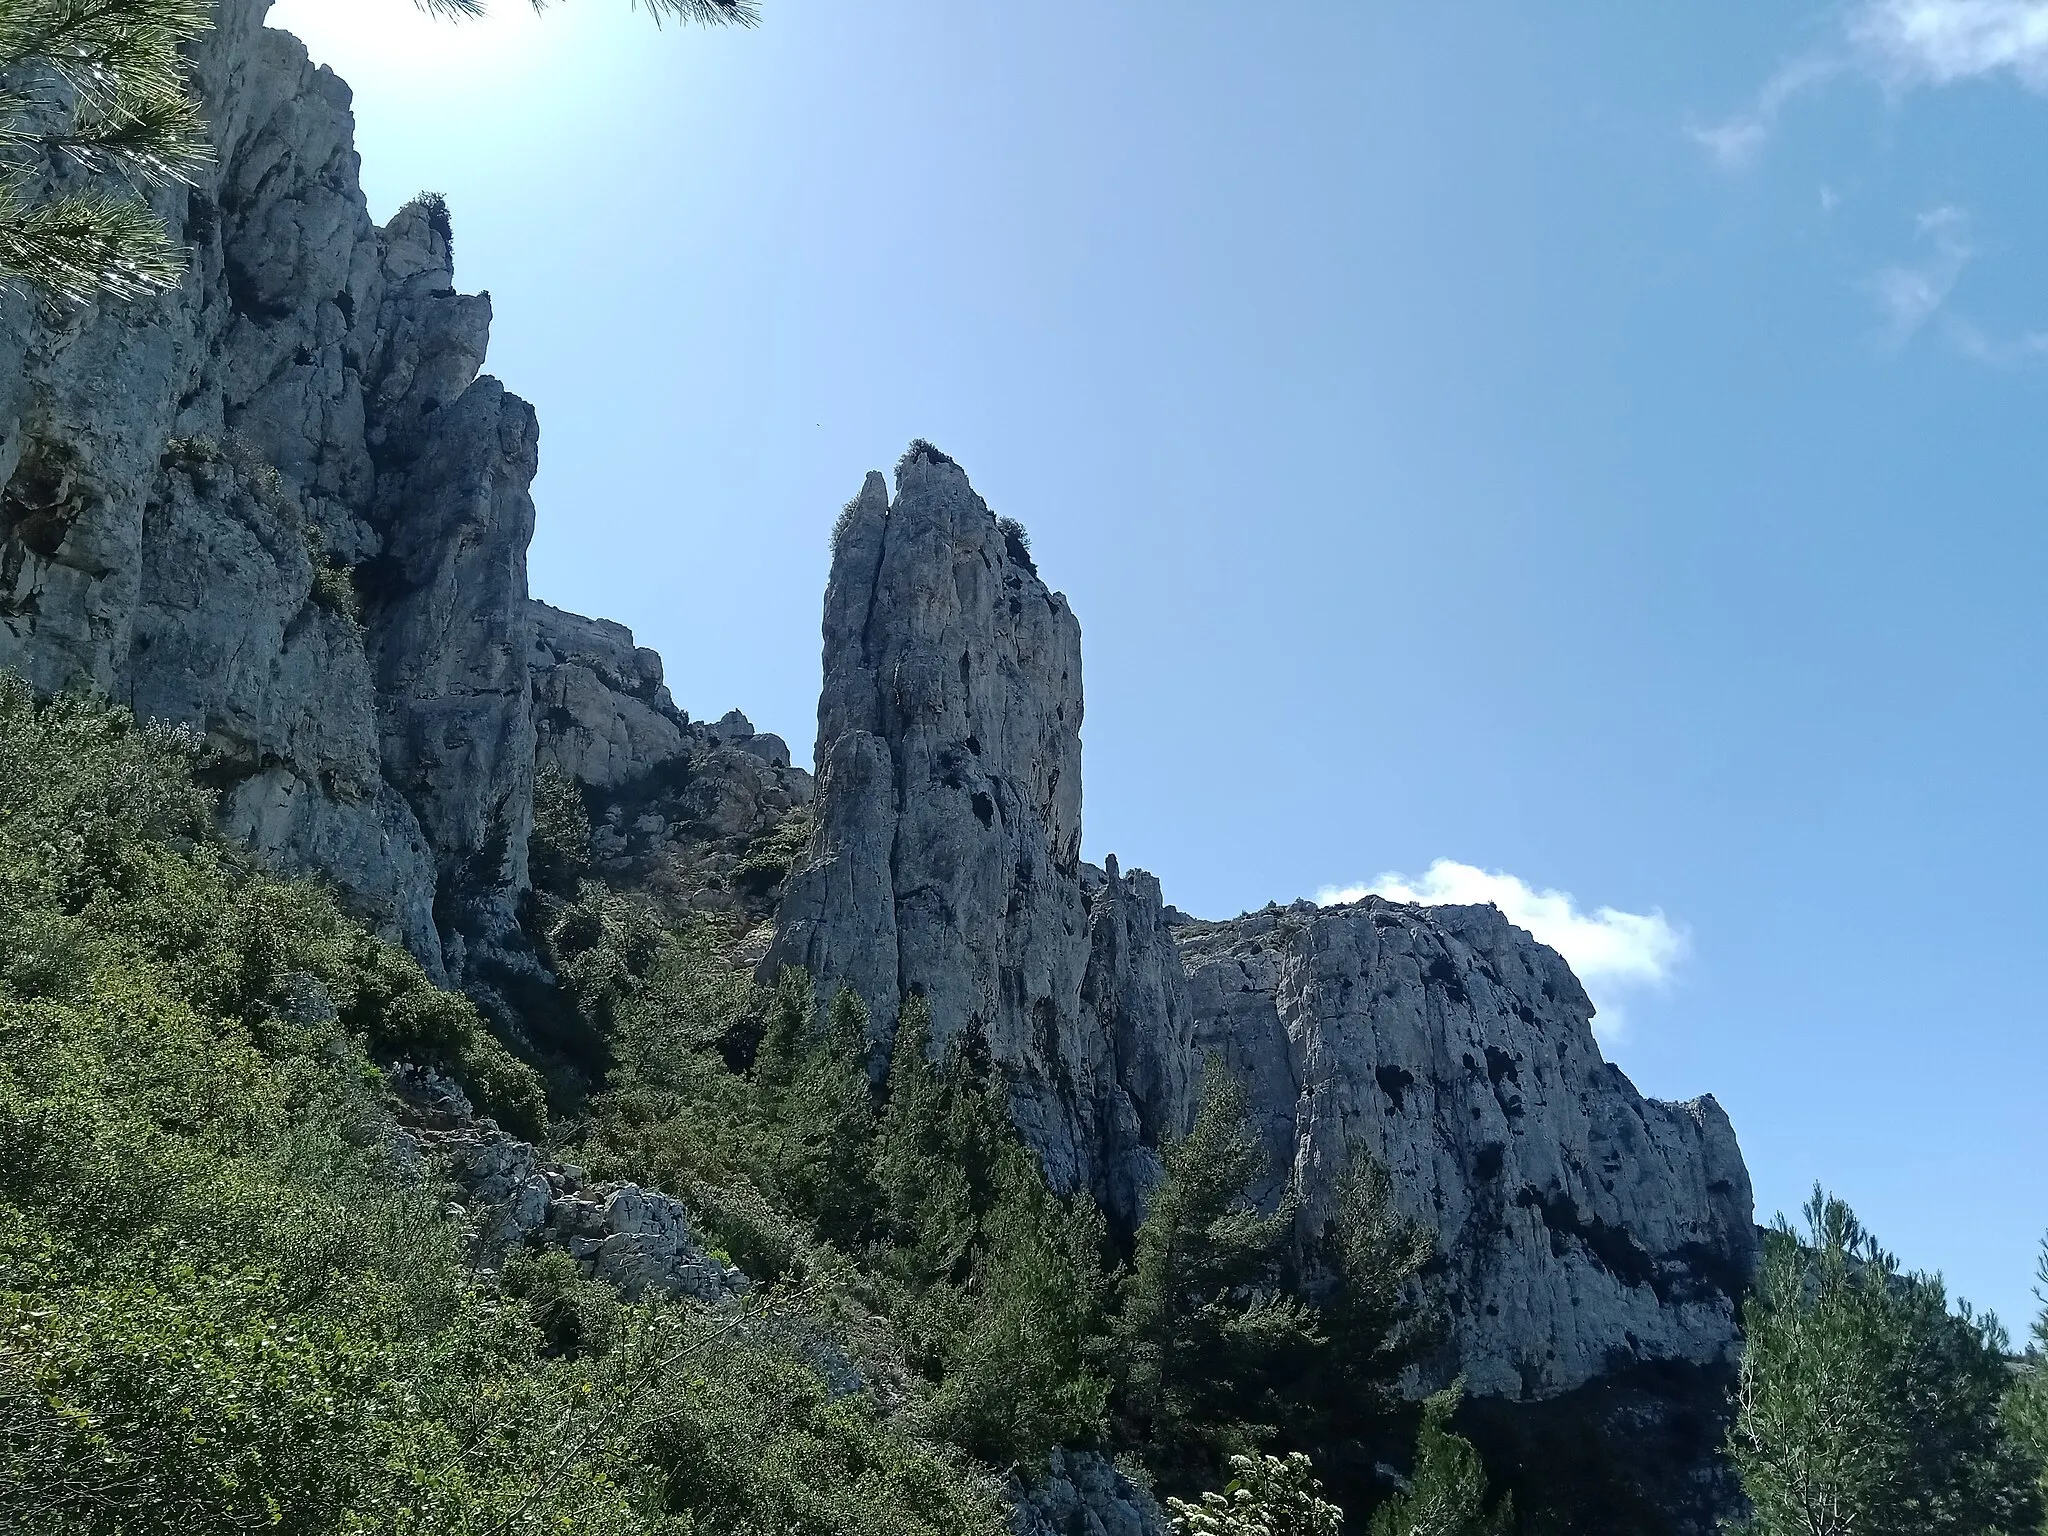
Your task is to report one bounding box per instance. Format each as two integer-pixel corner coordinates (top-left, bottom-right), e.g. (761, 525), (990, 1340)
(0, 675), (1006, 1535)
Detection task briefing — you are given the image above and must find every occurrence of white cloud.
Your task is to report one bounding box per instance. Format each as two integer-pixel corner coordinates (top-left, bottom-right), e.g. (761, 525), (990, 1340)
(1849, 0), (2048, 89)
(1697, 0), (2048, 166)
(1316, 859), (1688, 1041)
(1866, 204), (1975, 342)
(1688, 56), (1843, 169)
(1942, 313), (2048, 362)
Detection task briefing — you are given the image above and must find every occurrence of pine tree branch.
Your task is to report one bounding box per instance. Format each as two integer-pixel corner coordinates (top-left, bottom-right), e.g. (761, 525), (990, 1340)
(0, 182), (185, 303)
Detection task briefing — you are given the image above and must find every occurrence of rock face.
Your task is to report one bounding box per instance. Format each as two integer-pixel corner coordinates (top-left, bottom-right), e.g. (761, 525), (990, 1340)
(390, 1066), (746, 1303)
(767, 446), (1195, 1221)
(531, 600), (814, 921)
(1177, 899), (1755, 1400)
(0, 1), (539, 984)
(0, 2), (812, 999)
(1009, 1449), (1164, 1536)
(771, 446), (1755, 1416)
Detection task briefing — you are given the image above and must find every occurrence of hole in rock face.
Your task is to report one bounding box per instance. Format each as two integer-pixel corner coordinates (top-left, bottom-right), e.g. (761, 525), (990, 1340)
(1426, 954), (1471, 1005)
(184, 189), (217, 244)
(1375, 1063), (1415, 1112)
(971, 791), (995, 828)
(1485, 1046), (1520, 1086)
(1474, 1142), (1506, 1180)
(1, 440), (93, 559)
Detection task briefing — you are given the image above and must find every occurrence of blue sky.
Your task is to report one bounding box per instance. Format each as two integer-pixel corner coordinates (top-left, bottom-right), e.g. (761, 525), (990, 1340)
(268, 0), (2048, 1329)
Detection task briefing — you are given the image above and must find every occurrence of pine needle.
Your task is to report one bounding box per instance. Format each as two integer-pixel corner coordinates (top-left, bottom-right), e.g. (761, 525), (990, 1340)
(0, 184), (187, 304)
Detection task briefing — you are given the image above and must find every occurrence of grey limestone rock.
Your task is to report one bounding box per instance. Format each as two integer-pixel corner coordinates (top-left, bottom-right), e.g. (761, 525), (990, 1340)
(1009, 1449), (1164, 1536)
(768, 447), (1195, 1222)
(770, 445), (1755, 1412)
(0, 0), (548, 988)
(1176, 896), (1756, 1399)
(530, 600), (814, 921)
(391, 1067), (745, 1303)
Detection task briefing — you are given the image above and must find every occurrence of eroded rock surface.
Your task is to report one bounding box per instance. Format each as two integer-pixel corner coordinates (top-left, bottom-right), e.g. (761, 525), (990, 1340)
(770, 445), (1755, 1414)
(390, 1066), (745, 1303)
(0, 2), (539, 984)
(1177, 898), (1755, 1399)
(531, 600), (814, 920)
(1009, 1449), (1164, 1536)
(767, 447), (1194, 1221)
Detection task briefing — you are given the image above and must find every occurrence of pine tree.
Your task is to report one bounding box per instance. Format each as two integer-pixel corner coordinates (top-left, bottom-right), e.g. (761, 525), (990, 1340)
(1727, 1186), (2039, 1536)
(873, 993), (981, 1289)
(1312, 1150), (1443, 1411)
(927, 1138), (1113, 1466)
(2005, 1236), (2048, 1533)
(1119, 1062), (1320, 1489)
(753, 975), (878, 1245)
(1367, 1384), (1512, 1536)
(1289, 1148), (1446, 1514)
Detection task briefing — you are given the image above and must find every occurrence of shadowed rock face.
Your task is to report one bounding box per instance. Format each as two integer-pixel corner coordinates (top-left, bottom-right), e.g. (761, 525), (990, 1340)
(1177, 898), (1755, 1400)
(768, 447), (1195, 1221)
(771, 445), (1755, 1414)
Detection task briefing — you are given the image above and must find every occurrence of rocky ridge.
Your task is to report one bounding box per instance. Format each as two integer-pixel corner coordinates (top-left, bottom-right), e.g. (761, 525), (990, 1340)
(766, 450), (1756, 1415)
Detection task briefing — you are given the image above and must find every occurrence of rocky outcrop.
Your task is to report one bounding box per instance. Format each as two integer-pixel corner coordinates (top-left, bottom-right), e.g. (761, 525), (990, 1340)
(767, 446), (1195, 1220)
(0, 1), (540, 984)
(770, 445), (1755, 1416)
(531, 600), (814, 921)
(390, 1066), (746, 1303)
(1177, 898), (1755, 1400)
(1009, 1449), (1164, 1536)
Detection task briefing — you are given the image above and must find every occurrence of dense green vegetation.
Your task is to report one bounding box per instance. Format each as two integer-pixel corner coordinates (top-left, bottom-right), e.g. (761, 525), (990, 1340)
(25, 679), (2048, 1535)
(1726, 1188), (2045, 1536)
(0, 680), (1478, 1532)
(0, 681), (1000, 1535)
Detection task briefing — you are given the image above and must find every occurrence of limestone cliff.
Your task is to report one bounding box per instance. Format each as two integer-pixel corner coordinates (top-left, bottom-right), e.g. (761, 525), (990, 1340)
(766, 445), (1196, 1222)
(1178, 898), (1754, 1399)
(770, 448), (1755, 1413)
(0, 1), (814, 1009)
(0, 0), (1755, 1505)
(0, 0), (534, 989)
